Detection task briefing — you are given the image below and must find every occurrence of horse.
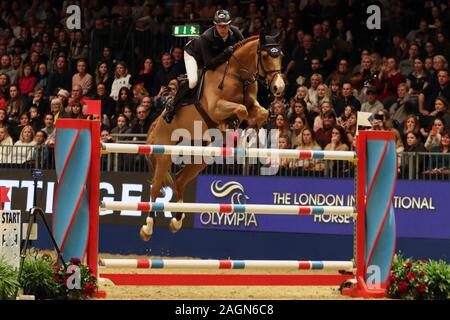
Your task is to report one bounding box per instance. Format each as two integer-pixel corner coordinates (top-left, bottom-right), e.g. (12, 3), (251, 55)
(140, 32), (285, 241)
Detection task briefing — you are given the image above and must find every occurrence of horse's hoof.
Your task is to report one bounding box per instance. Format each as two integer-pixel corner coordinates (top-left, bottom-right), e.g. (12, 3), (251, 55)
(140, 226), (152, 241)
(169, 213), (185, 233)
(139, 217), (154, 241)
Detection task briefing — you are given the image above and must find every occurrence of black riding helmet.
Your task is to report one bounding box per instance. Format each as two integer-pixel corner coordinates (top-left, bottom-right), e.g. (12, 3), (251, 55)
(213, 10), (231, 25)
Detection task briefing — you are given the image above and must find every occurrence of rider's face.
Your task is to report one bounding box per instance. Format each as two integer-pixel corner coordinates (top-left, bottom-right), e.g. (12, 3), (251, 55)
(215, 24), (230, 39)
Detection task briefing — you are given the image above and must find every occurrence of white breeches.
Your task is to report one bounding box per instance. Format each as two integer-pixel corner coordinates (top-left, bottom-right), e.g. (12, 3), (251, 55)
(184, 51), (198, 89)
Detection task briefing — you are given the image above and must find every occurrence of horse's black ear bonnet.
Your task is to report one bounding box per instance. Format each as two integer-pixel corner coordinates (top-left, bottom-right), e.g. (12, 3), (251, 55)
(260, 33), (282, 58)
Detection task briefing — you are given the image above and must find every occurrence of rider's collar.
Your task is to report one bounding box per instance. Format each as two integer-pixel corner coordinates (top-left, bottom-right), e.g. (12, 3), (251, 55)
(213, 27), (233, 41)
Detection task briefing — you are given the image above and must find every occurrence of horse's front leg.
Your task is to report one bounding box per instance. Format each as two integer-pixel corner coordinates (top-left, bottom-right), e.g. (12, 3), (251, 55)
(213, 99), (249, 122)
(247, 100), (269, 129)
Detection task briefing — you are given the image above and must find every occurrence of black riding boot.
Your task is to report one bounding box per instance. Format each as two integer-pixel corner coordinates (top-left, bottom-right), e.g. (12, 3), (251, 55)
(163, 81), (192, 123)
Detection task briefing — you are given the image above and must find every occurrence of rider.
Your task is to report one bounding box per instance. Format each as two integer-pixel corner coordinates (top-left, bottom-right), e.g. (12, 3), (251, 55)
(163, 9), (244, 123)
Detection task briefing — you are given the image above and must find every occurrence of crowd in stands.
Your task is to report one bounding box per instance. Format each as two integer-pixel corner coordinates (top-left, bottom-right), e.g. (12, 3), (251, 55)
(0, 0), (448, 174)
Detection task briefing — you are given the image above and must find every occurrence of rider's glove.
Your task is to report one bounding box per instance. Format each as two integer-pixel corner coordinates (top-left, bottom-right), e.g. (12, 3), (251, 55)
(224, 46), (234, 57)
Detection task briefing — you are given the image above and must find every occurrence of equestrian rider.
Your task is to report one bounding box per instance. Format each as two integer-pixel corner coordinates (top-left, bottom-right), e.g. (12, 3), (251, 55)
(163, 9), (244, 123)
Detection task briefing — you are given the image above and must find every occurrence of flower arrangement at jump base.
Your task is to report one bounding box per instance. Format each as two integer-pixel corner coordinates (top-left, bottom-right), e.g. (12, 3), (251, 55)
(387, 255), (450, 300)
(52, 257), (98, 300)
(0, 252), (98, 300)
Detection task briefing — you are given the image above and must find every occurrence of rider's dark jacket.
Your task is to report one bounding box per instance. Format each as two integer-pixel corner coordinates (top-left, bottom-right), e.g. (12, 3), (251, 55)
(184, 25), (244, 71)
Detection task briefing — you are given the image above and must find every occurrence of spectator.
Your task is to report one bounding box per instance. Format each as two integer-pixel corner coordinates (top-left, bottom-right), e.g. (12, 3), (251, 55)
(123, 105), (136, 127)
(288, 98), (311, 126)
(0, 109), (9, 131)
(315, 84), (331, 111)
(399, 44), (420, 77)
(375, 57), (405, 108)
(69, 31), (89, 71)
(110, 61), (132, 101)
(333, 82), (361, 117)
(95, 62), (113, 96)
(69, 102), (85, 119)
(294, 86), (313, 113)
(0, 73), (11, 101)
(116, 86), (134, 113)
(154, 52), (177, 92)
(72, 59), (93, 96)
(325, 59), (351, 86)
(419, 69), (450, 116)
(0, 55), (18, 84)
(273, 113), (291, 138)
(50, 98), (66, 123)
(427, 130), (450, 176)
(12, 125), (36, 164)
(315, 110), (336, 148)
(100, 129), (114, 143)
(36, 63), (49, 97)
(304, 57), (326, 86)
(111, 114), (132, 135)
(353, 52), (377, 88)
(29, 106), (43, 133)
(67, 85), (86, 113)
(133, 56), (155, 96)
(94, 83), (115, 125)
(349, 73), (367, 105)
(31, 87), (49, 116)
(406, 58), (429, 96)
(325, 125), (350, 152)
(405, 131), (427, 152)
(429, 97), (450, 127)
(32, 130), (49, 166)
(47, 55), (71, 97)
(361, 86), (384, 114)
(131, 105), (151, 139)
(6, 84), (26, 122)
(313, 101), (333, 132)
(390, 83), (414, 127)
(41, 113), (55, 145)
(308, 73), (323, 111)
(425, 117), (446, 151)
(292, 127), (323, 172)
(401, 114), (422, 145)
(290, 116), (307, 148)
(18, 64), (37, 96)
(0, 126), (13, 164)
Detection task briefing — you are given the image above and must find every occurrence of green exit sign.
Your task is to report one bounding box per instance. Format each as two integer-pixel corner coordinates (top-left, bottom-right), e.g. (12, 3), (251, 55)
(172, 25), (200, 37)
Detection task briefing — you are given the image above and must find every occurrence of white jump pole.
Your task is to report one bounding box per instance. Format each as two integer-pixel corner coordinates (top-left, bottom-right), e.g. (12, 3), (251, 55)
(101, 143), (356, 161)
(99, 259), (354, 271)
(100, 201), (356, 216)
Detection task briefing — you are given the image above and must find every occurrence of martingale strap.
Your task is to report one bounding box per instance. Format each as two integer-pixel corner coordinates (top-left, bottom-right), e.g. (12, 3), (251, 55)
(194, 100), (217, 129)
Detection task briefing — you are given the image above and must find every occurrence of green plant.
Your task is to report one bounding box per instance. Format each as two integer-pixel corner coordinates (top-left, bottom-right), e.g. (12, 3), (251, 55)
(0, 258), (20, 300)
(387, 255), (450, 300)
(19, 254), (59, 299)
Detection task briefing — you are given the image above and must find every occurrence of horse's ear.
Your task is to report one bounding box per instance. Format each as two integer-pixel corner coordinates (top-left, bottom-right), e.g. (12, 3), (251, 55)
(273, 32), (281, 43)
(259, 28), (266, 45)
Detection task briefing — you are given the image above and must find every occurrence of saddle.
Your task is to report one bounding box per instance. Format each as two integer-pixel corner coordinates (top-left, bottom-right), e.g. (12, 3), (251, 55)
(176, 71), (240, 130)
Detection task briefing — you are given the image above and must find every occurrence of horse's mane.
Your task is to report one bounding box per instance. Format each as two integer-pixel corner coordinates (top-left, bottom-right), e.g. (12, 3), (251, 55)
(232, 35), (259, 50)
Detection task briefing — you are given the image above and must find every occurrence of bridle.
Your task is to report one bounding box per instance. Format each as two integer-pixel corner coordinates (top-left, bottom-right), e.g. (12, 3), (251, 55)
(256, 44), (283, 90)
(219, 41), (283, 92)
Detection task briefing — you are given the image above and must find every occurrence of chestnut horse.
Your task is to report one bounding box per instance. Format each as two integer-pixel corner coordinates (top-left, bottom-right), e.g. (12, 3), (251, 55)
(140, 32), (285, 240)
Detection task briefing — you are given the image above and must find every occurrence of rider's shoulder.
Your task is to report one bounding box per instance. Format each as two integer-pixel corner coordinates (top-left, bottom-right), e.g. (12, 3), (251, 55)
(201, 26), (215, 40)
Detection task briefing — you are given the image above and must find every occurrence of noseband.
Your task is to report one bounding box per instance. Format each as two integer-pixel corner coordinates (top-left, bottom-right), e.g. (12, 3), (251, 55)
(256, 45), (283, 90)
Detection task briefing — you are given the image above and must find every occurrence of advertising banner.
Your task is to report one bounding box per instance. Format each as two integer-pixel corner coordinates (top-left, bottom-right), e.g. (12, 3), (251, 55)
(195, 176), (448, 240)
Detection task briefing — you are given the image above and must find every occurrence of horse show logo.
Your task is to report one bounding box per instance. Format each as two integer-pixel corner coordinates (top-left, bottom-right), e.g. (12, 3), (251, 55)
(210, 180), (249, 205)
(199, 180), (257, 227)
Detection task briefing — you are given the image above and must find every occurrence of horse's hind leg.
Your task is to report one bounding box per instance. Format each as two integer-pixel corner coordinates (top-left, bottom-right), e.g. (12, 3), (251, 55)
(169, 162), (207, 233)
(140, 154), (173, 241)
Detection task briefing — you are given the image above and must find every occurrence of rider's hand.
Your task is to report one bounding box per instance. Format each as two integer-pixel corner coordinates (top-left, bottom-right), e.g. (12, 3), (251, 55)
(224, 46), (234, 57)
